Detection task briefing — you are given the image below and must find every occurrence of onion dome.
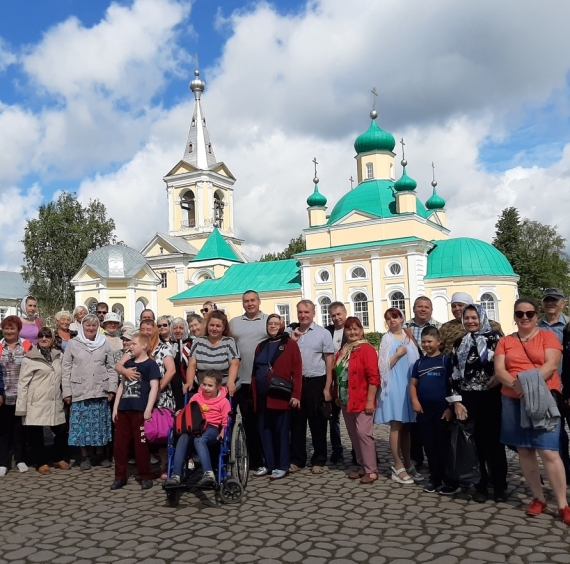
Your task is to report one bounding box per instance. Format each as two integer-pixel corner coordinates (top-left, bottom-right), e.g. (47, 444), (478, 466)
(307, 174), (327, 207)
(354, 110), (396, 154)
(394, 162), (417, 192)
(425, 169), (445, 209)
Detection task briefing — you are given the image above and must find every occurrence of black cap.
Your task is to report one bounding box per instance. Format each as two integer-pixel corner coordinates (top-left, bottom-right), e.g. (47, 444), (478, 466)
(542, 288), (565, 300)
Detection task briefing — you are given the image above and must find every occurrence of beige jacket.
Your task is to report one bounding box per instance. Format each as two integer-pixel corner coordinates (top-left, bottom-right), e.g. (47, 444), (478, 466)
(61, 338), (118, 402)
(15, 347), (66, 427)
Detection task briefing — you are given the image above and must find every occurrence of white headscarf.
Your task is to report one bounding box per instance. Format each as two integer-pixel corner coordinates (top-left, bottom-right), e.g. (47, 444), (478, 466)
(378, 329), (420, 400)
(20, 295), (38, 321)
(76, 315), (107, 352)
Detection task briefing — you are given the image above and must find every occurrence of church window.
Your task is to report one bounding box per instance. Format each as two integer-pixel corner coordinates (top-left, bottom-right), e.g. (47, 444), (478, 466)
(112, 304), (124, 321)
(277, 304), (291, 326)
(203, 117), (206, 125)
(160, 273), (168, 289)
(188, 143), (193, 153)
(390, 291), (406, 318)
(353, 293), (369, 328)
(191, 118), (196, 127)
(366, 162), (374, 179)
(318, 269), (330, 283)
(481, 293), (497, 321)
(389, 262), (402, 276)
(351, 266), (367, 279)
(181, 191), (196, 228)
(214, 191), (225, 228)
(208, 143), (212, 154)
(319, 296), (332, 326)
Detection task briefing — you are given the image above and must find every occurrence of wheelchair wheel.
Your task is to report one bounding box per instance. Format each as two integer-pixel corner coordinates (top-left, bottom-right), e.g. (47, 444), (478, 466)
(166, 489), (181, 508)
(220, 478), (244, 504)
(230, 422), (249, 489)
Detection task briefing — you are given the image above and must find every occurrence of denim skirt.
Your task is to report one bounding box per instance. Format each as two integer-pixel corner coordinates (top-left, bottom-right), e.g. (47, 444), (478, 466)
(500, 395), (560, 451)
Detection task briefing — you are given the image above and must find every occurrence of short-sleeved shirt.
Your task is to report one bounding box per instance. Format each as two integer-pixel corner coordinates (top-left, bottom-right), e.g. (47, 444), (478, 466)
(229, 312), (269, 386)
(405, 318), (441, 355)
(189, 337), (240, 386)
(287, 322), (334, 378)
(539, 314), (568, 374)
(411, 354), (452, 404)
(119, 358), (161, 412)
(496, 330), (563, 398)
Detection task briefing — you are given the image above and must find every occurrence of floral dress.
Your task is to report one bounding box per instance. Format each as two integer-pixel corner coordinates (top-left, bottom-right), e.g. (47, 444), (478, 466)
(153, 342), (176, 411)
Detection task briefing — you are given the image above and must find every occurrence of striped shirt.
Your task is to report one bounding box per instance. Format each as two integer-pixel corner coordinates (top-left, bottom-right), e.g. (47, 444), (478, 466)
(189, 337), (240, 385)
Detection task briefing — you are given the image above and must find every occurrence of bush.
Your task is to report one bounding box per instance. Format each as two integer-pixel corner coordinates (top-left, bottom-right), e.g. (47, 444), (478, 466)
(364, 332), (383, 349)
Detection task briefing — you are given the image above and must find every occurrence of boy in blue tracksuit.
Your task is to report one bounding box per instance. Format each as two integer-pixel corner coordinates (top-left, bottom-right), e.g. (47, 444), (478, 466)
(409, 326), (459, 495)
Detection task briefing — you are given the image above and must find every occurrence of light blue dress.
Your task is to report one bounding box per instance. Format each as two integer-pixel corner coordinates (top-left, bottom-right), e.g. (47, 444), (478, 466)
(374, 338), (416, 424)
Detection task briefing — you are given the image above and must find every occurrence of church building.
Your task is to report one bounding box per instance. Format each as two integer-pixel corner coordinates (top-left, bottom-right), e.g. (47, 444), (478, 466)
(72, 72), (519, 330)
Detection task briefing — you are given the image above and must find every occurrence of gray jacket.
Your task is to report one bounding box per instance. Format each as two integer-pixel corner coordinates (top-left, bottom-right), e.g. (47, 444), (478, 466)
(62, 338), (118, 402)
(518, 368), (560, 431)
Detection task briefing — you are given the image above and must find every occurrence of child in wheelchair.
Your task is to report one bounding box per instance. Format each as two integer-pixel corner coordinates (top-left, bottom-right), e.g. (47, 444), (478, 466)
(166, 370), (230, 488)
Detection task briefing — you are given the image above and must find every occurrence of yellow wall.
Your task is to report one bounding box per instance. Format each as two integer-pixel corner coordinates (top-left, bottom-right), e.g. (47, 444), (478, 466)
(356, 152), (395, 184)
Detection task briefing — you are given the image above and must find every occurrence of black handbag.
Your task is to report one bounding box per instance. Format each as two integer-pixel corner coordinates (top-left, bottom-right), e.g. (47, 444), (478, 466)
(318, 399), (334, 421)
(268, 374), (293, 401)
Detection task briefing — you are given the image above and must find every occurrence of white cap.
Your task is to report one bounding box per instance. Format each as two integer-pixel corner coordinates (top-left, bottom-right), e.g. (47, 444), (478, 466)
(102, 312), (122, 326)
(450, 292), (473, 305)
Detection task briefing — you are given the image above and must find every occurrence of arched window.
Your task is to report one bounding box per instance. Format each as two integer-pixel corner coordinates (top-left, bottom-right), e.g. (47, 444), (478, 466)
(135, 298), (147, 321)
(188, 143), (193, 153)
(181, 190), (195, 228)
(213, 191), (225, 228)
(85, 298), (97, 315)
(208, 143), (212, 154)
(389, 262), (402, 276)
(366, 162), (374, 180)
(353, 293), (369, 328)
(319, 297), (332, 326)
(112, 303), (124, 321)
(481, 293), (497, 321)
(390, 291), (406, 319)
(351, 266), (367, 279)
(318, 269), (330, 283)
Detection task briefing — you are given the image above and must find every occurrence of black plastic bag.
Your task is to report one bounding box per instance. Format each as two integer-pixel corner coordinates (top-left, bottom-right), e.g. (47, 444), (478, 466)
(445, 420), (480, 484)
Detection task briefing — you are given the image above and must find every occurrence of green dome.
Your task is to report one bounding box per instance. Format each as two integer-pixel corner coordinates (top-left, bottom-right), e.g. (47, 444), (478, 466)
(307, 185), (327, 207)
(354, 118), (396, 154)
(426, 186), (445, 209)
(394, 166), (417, 192)
(327, 179), (429, 225)
(426, 238), (516, 279)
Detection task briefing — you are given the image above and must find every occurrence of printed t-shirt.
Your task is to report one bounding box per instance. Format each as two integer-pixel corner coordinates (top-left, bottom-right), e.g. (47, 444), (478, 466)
(411, 354), (452, 404)
(495, 330), (562, 398)
(118, 357), (161, 411)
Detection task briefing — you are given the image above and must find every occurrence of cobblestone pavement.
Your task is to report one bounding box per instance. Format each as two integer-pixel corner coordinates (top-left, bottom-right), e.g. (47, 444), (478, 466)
(1, 424), (570, 564)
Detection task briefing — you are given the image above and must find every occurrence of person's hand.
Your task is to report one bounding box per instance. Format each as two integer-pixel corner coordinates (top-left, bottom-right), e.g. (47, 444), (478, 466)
(323, 387), (332, 402)
(396, 345), (407, 358)
(364, 399), (375, 415)
(107, 393), (114, 402)
(291, 329), (301, 342)
(64, 396), (71, 405)
(412, 400), (423, 414)
(182, 382), (192, 394)
(289, 398), (300, 409)
(487, 375), (501, 388)
(217, 431), (224, 441)
(227, 381), (236, 397)
(454, 402), (468, 420)
(512, 379), (523, 398)
(143, 409), (152, 421)
(112, 410), (118, 423)
(124, 367), (140, 381)
(442, 408), (452, 421)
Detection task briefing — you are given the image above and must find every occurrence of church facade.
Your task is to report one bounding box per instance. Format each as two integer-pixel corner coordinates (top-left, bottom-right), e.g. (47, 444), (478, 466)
(72, 72), (519, 331)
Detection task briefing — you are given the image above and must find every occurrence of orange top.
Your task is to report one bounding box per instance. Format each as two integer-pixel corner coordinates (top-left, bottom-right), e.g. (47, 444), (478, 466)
(495, 330), (562, 398)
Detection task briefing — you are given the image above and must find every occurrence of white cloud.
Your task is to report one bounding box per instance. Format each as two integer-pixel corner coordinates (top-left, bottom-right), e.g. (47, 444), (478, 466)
(0, 38), (16, 72)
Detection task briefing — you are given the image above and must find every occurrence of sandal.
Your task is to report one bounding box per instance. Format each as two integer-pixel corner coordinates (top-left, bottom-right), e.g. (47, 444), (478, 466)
(391, 466), (414, 485)
(347, 471), (365, 480)
(360, 473), (378, 484)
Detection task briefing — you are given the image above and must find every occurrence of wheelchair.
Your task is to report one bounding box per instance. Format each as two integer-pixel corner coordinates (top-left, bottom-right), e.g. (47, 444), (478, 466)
(162, 397), (249, 507)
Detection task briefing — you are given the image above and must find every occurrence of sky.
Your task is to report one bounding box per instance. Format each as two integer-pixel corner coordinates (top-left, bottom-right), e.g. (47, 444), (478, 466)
(0, 0), (570, 270)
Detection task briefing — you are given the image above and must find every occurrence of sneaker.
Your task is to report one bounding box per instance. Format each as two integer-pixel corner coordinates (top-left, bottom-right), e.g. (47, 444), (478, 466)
(165, 475), (181, 486)
(558, 506), (570, 525)
(289, 464), (302, 473)
(16, 462), (29, 473)
(437, 485), (461, 496)
(254, 466), (268, 477)
(197, 471), (216, 487)
(99, 459), (112, 469)
(140, 480), (153, 490)
(406, 466), (424, 482)
(110, 479), (127, 490)
(150, 455), (159, 464)
(526, 498), (547, 516)
(270, 469), (288, 480)
(187, 459), (195, 471)
(38, 464), (51, 475)
(79, 458), (92, 471)
(53, 460), (71, 470)
(0, 466), (7, 476)
(128, 458), (136, 464)
(423, 482), (438, 493)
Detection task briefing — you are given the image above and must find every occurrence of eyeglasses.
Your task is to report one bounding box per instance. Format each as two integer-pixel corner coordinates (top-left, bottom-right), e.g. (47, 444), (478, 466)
(96, 311), (107, 314)
(200, 308), (209, 314)
(514, 310), (537, 319)
(157, 324), (169, 328)
(38, 334), (52, 339)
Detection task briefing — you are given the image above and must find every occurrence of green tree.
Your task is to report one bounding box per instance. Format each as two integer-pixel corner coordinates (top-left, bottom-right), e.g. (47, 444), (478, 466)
(492, 207), (523, 274)
(260, 234), (306, 261)
(22, 192), (117, 315)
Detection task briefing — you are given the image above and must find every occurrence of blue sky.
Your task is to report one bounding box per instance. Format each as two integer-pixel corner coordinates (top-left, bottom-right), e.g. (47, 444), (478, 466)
(0, 0), (570, 268)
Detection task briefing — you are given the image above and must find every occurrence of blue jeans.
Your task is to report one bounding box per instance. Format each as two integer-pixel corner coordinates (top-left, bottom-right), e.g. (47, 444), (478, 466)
(256, 394), (291, 472)
(172, 425), (219, 475)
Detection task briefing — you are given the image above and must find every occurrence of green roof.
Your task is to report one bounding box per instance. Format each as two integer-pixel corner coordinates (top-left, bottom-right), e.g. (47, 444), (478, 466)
(192, 228), (242, 263)
(326, 179), (430, 225)
(394, 166), (417, 192)
(426, 238), (516, 279)
(307, 184), (327, 207)
(354, 118), (396, 154)
(170, 259), (301, 300)
(296, 236), (423, 257)
(426, 186), (445, 210)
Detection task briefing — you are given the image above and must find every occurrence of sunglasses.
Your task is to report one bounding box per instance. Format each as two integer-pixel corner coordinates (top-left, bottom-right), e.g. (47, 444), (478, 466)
(38, 334), (52, 339)
(157, 323), (169, 328)
(96, 311), (107, 314)
(200, 308), (209, 314)
(514, 310), (537, 319)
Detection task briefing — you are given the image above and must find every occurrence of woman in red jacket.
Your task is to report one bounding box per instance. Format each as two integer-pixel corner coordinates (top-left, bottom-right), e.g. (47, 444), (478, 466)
(334, 317), (381, 484)
(252, 314), (302, 480)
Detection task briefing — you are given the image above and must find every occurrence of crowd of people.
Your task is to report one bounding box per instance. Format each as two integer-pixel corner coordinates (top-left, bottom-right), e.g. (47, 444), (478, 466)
(1, 290), (570, 525)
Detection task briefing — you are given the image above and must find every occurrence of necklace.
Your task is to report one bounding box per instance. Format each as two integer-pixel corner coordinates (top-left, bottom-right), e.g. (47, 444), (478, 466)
(517, 328), (538, 342)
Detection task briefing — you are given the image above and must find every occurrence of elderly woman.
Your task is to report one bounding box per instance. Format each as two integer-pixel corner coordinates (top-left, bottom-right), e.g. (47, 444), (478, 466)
(185, 311), (240, 396)
(0, 316), (33, 475)
(101, 313), (124, 359)
(187, 314), (205, 337)
(252, 314), (302, 480)
(16, 327), (69, 474)
(54, 310), (76, 352)
(69, 306), (88, 332)
(334, 317), (380, 484)
(451, 304), (507, 502)
(171, 317), (192, 410)
(62, 314), (118, 471)
(495, 298), (569, 524)
(19, 295), (41, 346)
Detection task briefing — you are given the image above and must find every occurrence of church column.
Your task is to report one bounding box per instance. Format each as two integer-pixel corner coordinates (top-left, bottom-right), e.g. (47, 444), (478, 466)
(167, 185), (174, 233)
(301, 263), (312, 300)
(127, 287), (136, 324)
(197, 182), (204, 230)
(333, 258), (343, 304)
(406, 252), (427, 304)
(175, 266), (185, 293)
(370, 254), (382, 330)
